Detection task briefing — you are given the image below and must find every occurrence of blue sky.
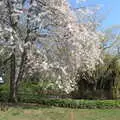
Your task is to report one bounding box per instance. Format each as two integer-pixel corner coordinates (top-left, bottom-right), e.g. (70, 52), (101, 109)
(68, 0), (120, 30)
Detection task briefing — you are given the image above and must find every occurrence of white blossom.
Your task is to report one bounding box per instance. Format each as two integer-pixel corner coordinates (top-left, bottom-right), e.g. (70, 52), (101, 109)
(0, 0), (103, 93)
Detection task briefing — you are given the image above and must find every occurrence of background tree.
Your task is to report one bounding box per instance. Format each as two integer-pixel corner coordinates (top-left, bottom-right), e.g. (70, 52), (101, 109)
(103, 25), (120, 54)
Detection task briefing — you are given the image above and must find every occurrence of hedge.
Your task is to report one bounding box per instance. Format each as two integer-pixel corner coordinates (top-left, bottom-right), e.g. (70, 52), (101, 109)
(17, 94), (120, 109)
(1, 90), (120, 109)
(35, 99), (120, 109)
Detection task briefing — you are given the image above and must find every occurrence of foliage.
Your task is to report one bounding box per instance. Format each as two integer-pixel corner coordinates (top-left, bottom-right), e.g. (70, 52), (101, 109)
(0, 0), (103, 101)
(96, 54), (120, 99)
(0, 84), (9, 101)
(18, 81), (69, 102)
(12, 95), (120, 109)
(1, 83), (120, 109)
(74, 54), (120, 99)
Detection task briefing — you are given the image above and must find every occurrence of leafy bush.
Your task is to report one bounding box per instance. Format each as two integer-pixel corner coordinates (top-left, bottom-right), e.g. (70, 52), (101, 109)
(0, 83), (120, 109)
(17, 92), (120, 109)
(0, 84), (9, 101)
(38, 99), (120, 109)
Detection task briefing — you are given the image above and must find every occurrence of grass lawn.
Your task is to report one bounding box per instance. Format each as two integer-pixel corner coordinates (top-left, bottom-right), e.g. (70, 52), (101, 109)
(0, 104), (120, 120)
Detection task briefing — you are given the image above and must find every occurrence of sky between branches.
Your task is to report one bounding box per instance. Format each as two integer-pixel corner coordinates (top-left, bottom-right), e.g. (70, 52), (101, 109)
(68, 0), (120, 29)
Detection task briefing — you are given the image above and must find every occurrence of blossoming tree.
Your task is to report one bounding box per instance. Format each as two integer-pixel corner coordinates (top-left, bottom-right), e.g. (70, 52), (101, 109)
(0, 0), (102, 102)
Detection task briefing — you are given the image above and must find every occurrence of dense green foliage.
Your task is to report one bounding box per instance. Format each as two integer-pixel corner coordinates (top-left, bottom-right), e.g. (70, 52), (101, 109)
(0, 84), (9, 101)
(19, 98), (120, 109)
(74, 54), (120, 99)
(1, 88), (120, 109)
(0, 82), (120, 109)
(1, 54), (120, 109)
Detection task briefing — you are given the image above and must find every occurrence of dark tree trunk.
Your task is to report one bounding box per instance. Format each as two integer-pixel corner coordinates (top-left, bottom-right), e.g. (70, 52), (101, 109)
(9, 52), (18, 103)
(9, 50), (27, 103)
(7, 0), (29, 103)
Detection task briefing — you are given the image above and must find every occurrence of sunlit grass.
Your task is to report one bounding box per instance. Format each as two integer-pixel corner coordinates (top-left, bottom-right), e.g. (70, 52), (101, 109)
(0, 104), (120, 120)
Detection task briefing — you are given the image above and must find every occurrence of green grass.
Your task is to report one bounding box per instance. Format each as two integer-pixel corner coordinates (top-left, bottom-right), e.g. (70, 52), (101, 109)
(0, 104), (120, 120)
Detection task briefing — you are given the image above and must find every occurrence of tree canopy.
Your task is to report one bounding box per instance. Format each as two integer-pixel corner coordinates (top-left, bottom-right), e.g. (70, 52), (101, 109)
(0, 0), (103, 101)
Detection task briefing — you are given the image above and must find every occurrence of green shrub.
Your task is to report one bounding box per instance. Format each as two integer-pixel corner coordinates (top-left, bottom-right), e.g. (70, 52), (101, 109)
(1, 83), (120, 109)
(17, 92), (120, 109)
(0, 84), (9, 101)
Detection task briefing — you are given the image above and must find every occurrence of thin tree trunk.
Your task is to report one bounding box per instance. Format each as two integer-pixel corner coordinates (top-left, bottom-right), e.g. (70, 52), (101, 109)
(16, 50), (27, 86)
(9, 52), (18, 103)
(9, 50), (27, 102)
